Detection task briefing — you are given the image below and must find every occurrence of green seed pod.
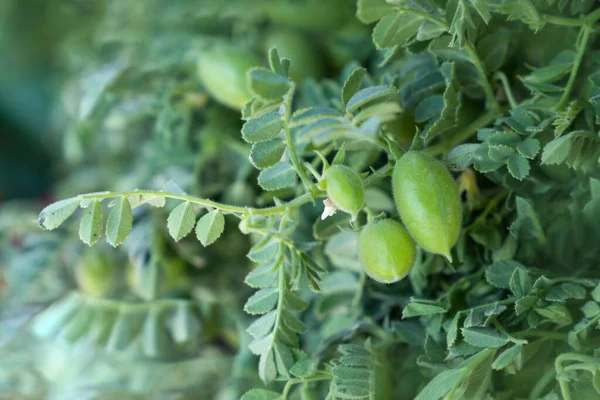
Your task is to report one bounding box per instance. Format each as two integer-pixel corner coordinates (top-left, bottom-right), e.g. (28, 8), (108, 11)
(196, 45), (261, 110)
(392, 151), (462, 261)
(260, 0), (352, 32)
(358, 219), (416, 283)
(323, 165), (364, 220)
(76, 250), (117, 297)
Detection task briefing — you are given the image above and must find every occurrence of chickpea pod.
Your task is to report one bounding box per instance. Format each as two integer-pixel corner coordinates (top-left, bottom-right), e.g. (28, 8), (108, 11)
(196, 45), (261, 110)
(323, 164), (365, 220)
(358, 219), (417, 284)
(392, 151), (462, 261)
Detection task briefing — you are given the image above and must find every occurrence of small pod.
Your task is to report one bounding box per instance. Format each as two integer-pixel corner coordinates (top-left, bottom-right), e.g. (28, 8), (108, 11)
(323, 165), (364, 220)
(76, 251), (117, 297)
(196, 45), (261, 110)
(392, 151), (461, 261)
(358, 219), (416, 284)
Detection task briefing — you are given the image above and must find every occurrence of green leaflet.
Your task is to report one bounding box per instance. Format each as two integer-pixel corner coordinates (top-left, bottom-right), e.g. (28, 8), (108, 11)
(248, 67), (292, 100)
(250, 139), (286, 169)
(195, 209), (225, 246)
(79, 200), (103, 245)
(242, 111), (284, 143)
(38, 197), (80, 230)
(167, 201), (196, 241)
(258, 161), (297, 190)
(105, 197), (133, 247)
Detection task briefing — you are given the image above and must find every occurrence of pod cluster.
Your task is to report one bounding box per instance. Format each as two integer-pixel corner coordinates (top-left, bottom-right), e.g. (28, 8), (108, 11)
(358, 151), (462, 284)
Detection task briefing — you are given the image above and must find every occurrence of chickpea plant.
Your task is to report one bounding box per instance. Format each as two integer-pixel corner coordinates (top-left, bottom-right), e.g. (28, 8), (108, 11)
(3, 0), (600, 399)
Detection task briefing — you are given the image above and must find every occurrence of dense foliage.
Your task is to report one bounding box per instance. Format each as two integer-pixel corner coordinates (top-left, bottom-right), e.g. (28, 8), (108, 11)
(3, 0), (600, 399)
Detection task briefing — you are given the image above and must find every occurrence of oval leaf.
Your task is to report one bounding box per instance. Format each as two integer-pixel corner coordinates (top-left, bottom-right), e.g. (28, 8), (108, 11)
(258, 161), (297, 191)
(38, 197), (80, 230)
(248, 67), (291, 100)
(462, 327), (509, 348)
(250, 139), (286, 169)
(167, 202), (196, 241)
(79, 200), (103, 245)
(195, 209), (225, 246)
(106, 197), (133, 247)
(242, 111), (284, 143)
(244, 288), (279, 315)
(346, 86), (397, 114)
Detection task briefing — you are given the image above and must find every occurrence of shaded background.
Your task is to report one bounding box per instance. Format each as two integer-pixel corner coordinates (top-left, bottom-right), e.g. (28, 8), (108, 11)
(0, 1), (367, 398)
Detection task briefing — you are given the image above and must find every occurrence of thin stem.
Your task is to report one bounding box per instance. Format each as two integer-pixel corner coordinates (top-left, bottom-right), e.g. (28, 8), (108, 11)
(363, 163), (393, 187)
(80, 190), (316, 216)
(513, 330), (568, 341)
(494, 71), (518, 109)
(464, 42), (501, 112)
(459, 298), (516, 315)
(351, 271), (367, 311)
(425, 110), (500, 156)
(556, 25), (593, 110)
(273, 250), (286, 341)
(529, 366), (556, 400)
(543, 14), (586, 27)
(563, 363), (599, 373)
(555, 353), (600, 400)
(283, 86), (314, 192)
(393, 5), (500, 113)
(493, 320), (528, 345)
(281, 373), (332, 399)
(465, 190), (509, 232)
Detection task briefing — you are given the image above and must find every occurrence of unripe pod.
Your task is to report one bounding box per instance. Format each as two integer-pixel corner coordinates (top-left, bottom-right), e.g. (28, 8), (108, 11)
(76, 251), (117, 297)
(323, 165), (364, 220)
(196, 45), (261, 110)
(358, 219), (416, 283)
(392, 151), (462, 261)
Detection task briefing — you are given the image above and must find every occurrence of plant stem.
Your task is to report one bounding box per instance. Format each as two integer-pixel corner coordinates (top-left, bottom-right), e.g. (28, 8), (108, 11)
(283, 86), (315, 192)
(464, 42), (501, 113)
(281, 373), (332, 399)
(543, 14), (587, 27)
(395, 6), (501, 113)
(513, 330), (568, 341)
(351, 271), (367, 311)
(556, 25), (593, 110)
(555, 353), (600, 400)
(79, 190), (317, 216)
(529, 366), (556, 400)
(459, 298), (516, 314)
(363, 163), (393, 187)
(494, 71), (518, 109)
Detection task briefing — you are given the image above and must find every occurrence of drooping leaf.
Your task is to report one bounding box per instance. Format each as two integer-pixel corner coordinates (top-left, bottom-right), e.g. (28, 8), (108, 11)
(38, 197), (80, 230)
(79, 200), (103, 245)
(167, 202), (196, 241)
(105, 197), (133, 247)
(195, 209), (225, 246)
